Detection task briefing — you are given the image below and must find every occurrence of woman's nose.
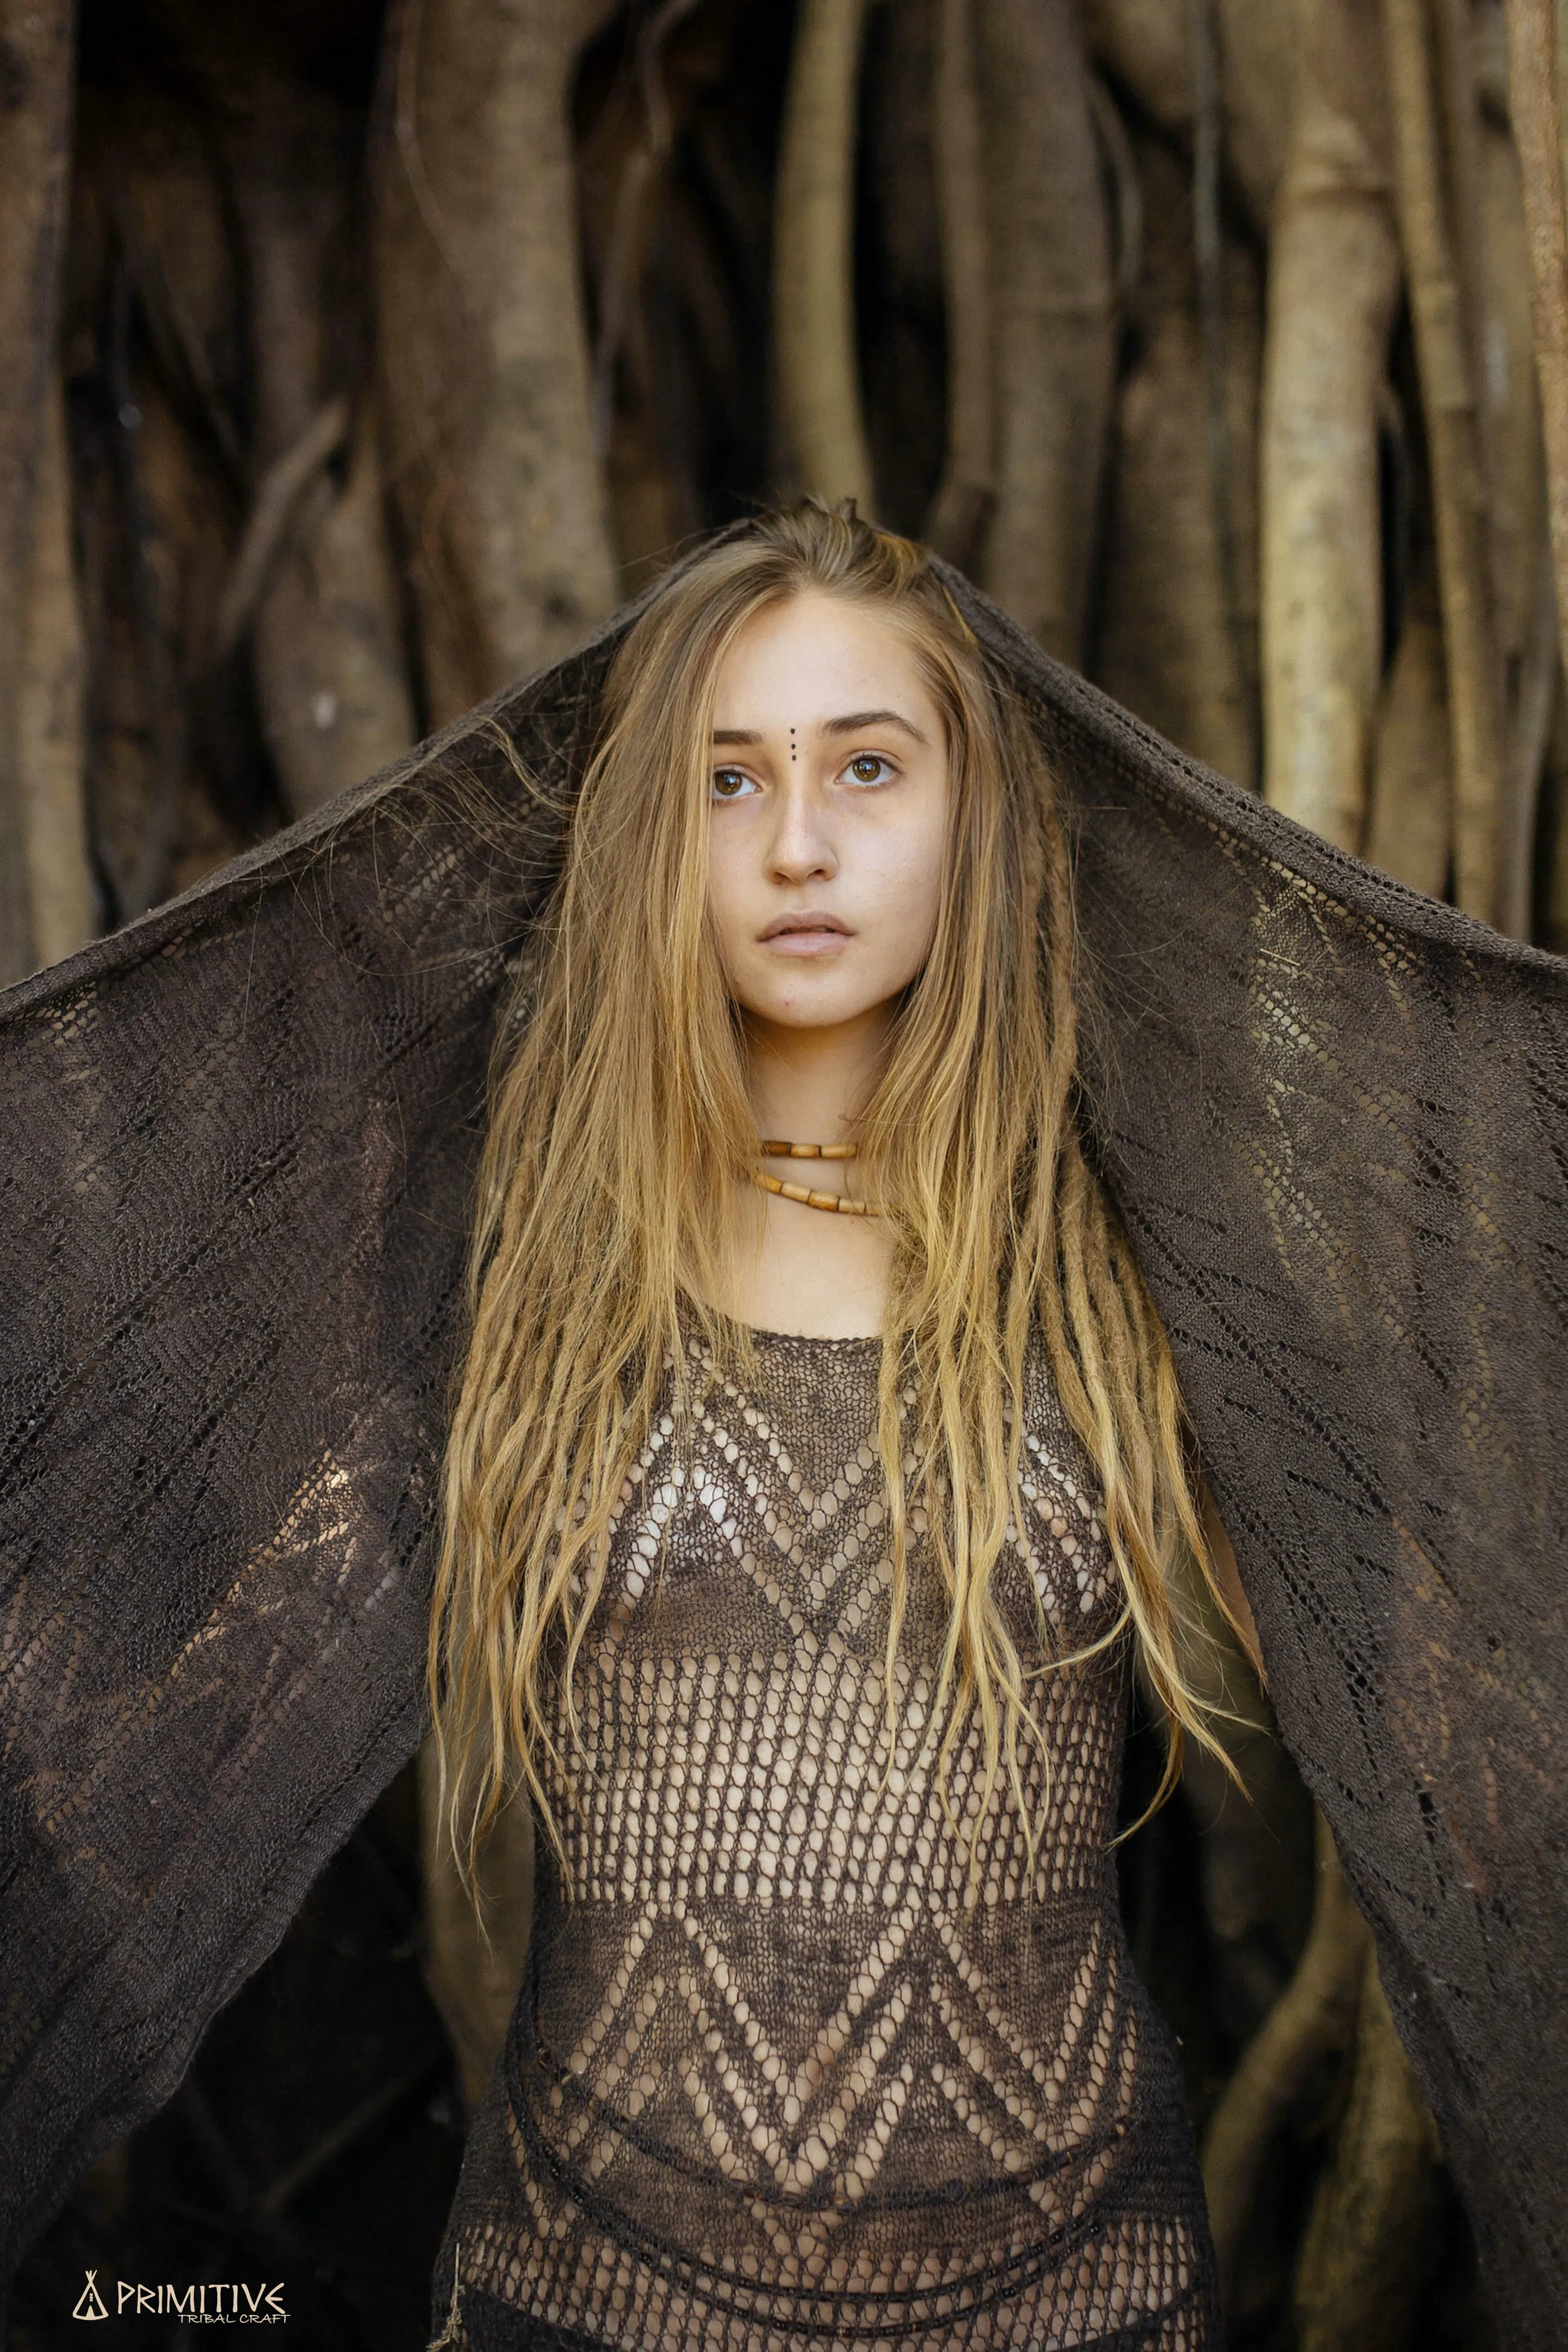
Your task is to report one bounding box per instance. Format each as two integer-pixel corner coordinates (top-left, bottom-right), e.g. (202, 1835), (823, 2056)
(766, 779), (836, 880)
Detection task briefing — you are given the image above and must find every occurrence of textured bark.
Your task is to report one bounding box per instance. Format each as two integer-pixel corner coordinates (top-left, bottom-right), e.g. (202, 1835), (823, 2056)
(0, 0), (75, 984)
(576, 0), (732, 589)
(1367, 555), (1454, 897)
(1478, 103), (1556, 934)
(1384, 0), (1510, 925)
(1078, 0), (1299, 231)
(20, 376), (94, 966)
(70, 82), (256, 917)
(1293, 1960), (1444, 2351)
(214, 71), (413, 816)
(974, 0), (1117, 664)
(1202, 1811), (1373, 2309)
(926, 0), (994, 569)
(375, 0), (620, 722)
(1096, 133), (1261, 786)
(1505, 0), (1568, 686)
(1261, 0), (1400, 853)
(774, 0), (876, 511)
(418, 1739), (535, 2112)
(1540, 672), (1568, 950)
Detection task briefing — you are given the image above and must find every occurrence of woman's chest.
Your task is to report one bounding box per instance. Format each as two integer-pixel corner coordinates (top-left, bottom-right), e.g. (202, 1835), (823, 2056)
(543, 1338), (1130, 1911)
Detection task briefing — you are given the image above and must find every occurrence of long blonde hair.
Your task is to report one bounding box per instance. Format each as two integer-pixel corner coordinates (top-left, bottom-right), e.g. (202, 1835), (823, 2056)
(430, 501), (1234, 1885)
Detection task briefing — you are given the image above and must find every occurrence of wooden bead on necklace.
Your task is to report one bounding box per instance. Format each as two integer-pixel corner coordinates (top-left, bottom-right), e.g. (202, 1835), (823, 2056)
(753, 1139), (879, 1217)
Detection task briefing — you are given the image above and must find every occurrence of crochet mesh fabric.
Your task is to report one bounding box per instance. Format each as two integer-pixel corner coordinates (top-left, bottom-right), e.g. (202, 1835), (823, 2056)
(431, 1329), (1215, 2350)
(1, 532), (1565, 2346)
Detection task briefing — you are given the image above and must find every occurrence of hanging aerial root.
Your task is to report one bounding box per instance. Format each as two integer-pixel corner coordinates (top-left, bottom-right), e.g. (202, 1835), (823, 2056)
(926, 0), (995, 569)
(20, 372), (93, 966)
(974, 0), (1116, 664)
(1202, 1808), (1372, 2311)
(1382, 0), (1510, 925)
(1293, 1956), (1443, 2351)
(774, 0), (876, 510)
(1368, 538), (1455, 895)
(212, 397), (350, 665)
(0, 0), (75, 984)
(1261, 0), (1400, 853)
(375, 0), (620, 718)
(1505, 0), (1568, 690)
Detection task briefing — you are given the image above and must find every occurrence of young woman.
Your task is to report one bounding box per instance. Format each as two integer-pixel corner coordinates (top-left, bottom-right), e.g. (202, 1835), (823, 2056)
(427, 503), (1255, 2348)
(2, 504), (1559, 2348)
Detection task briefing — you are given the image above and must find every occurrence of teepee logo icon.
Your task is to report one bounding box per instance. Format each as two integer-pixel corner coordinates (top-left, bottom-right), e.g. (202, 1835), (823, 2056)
(72, 2271), (109, 2321)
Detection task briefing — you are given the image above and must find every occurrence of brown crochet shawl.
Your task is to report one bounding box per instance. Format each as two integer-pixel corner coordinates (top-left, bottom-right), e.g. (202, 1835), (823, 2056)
(1, 536), (1564, 2343)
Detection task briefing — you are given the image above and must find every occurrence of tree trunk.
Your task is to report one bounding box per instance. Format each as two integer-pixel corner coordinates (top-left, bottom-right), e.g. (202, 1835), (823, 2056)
(215, 69), (414, 816)
(0, 0), (75, 984)
(1505, 0), (1568, 688)
(1261, 0), (1401, 854)
(1477, 44), (1556, 935)
(1095, 132), (1261, 785)
(1293, 1958), (1444, 2351)
(974, 0), (1117, 665)
(1384, 0), (1511, 926)
(1367, 546), (1454, 896)
(375, 0), (620, 722)
(1203, 1810), (1373, 2310)
(1078, 0), (1299, 233)
(21, 373), (95, 965)
(774, 0), (876, 512)
(926, 0), (994, 569)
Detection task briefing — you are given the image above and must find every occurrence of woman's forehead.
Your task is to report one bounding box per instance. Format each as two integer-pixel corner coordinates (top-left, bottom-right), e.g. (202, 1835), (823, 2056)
(711, 592), (939, 737)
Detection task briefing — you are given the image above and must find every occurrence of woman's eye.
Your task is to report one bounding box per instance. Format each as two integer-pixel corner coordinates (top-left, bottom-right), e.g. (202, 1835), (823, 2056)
(843, 753), (894, 786)
(711, 767), (757, 800)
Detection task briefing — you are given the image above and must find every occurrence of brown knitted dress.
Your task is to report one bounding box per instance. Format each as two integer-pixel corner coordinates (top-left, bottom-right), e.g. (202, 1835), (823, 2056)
(433, 1326), (1217, 2351)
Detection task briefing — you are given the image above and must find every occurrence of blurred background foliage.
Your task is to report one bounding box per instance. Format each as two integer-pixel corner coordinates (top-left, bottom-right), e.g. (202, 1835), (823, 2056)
(9, 0), (1568, 2341)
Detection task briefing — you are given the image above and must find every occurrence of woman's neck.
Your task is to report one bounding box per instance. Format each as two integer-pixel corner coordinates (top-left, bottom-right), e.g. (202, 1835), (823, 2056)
(742, 1003), (893, 1143)
(713, 1004), (897, 1341)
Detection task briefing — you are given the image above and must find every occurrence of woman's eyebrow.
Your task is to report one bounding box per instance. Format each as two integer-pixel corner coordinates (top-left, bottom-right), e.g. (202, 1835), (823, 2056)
(711, 711), (930, 746)
(822, 707), (929, 743)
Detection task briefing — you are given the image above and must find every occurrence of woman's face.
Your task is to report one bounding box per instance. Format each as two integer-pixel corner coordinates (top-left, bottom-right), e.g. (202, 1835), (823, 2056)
(706, 590), (951, 1040)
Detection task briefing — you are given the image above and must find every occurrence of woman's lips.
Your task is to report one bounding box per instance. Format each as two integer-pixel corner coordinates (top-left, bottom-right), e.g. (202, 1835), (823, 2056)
(752, 917), (851, 955)
(758, 924), (854, 954)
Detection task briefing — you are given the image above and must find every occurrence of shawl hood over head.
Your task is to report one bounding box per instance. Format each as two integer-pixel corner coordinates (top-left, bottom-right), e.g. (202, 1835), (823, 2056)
(1, 531), (1565, 2340)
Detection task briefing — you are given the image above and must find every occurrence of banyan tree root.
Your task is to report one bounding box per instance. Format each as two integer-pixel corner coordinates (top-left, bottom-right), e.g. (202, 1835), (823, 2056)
(974, 0), (1117, 664)
(1202, 1808), (1373, 2311)
(1261, 0), (1401, 854)
(925, 0), (995, 568)
(1540, 673), (1568, 950)
(1505, 0), (1568, 688)
(1382, 0), (1511, 926)
(375, 0), (620, 722)
(774, 0), (876, 512)
(1292, 1957), (1444, 2351)
(1078, 0), (1299, 235)
(418, 1738), (536, 2112)
(211, 62), (414, 818)
(1382, 0), (1523, 926)
(1367, 539), (1455, 896)
(1095, 131), (1261, 786)
(1476, 49), (1556, 935)
(20, 375), (94, 967)
(0, 0), (75, 985)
